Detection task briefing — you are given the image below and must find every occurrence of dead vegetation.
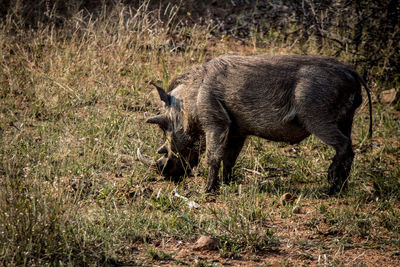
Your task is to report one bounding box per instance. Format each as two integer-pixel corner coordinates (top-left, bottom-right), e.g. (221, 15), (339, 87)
(0, 1), (399, 266)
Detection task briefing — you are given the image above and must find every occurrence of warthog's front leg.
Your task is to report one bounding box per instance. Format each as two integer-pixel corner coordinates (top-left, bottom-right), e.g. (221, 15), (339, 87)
(204, 129), (229, 192)
(222, 136), (246, 184)
(198, 91), (232, 192)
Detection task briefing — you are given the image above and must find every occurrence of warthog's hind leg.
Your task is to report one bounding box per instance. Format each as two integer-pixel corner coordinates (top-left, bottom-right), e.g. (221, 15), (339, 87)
(327, 109), (357, 194)
(308, 121), (354, 194)
(327, 147), (354, 194)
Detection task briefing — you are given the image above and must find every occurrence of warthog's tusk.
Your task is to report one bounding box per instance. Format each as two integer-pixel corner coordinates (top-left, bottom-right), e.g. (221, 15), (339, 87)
(137, 148), (157, 167)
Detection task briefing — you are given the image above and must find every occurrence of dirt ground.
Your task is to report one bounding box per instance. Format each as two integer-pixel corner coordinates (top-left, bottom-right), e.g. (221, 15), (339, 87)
(128, 180), (400, 266)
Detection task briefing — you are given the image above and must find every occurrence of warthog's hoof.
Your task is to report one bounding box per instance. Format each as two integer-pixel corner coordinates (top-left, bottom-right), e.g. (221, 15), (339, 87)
(328, 182), (348, 195)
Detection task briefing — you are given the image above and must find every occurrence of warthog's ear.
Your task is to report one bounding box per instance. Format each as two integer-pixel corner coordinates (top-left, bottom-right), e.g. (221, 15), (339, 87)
(150, 81), (171, 106)
(146, 115), (169, 130)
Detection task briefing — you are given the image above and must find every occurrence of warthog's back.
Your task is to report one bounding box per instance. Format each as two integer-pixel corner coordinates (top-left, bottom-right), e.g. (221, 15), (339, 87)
(193, 55), (361, 142)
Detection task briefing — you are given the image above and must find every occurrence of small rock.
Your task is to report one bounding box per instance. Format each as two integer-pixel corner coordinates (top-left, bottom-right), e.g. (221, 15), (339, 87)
(379, 88), (398, 104)
(280, 193), (295, 206)
(193, 235), (220, 251)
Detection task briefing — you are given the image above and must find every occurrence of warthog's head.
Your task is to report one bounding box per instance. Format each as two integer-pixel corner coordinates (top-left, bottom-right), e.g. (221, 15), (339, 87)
(137, 82), (203, 179)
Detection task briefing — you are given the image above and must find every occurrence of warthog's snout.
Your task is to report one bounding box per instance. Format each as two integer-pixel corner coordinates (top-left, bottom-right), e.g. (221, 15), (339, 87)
(137, 148), (188, 179)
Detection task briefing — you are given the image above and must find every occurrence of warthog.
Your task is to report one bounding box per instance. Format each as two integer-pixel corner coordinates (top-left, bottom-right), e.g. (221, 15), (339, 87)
(138, 55), (372, 194)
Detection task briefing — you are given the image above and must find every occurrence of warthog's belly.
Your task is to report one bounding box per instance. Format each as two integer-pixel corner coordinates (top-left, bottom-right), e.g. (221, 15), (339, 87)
(250, 119), (311, 144)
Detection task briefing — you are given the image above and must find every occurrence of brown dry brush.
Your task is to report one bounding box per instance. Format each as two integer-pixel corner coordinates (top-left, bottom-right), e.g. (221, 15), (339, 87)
(1, 0), (399, 87)
(193, 0), (400, 87)
(287, 0), (400, 87)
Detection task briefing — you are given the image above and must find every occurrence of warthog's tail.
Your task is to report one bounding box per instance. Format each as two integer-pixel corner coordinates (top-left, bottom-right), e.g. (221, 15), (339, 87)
(357, 75), (373, 138)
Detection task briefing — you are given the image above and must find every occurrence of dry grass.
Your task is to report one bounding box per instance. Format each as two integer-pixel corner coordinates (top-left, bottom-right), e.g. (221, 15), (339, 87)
(1, 1), (399, 266)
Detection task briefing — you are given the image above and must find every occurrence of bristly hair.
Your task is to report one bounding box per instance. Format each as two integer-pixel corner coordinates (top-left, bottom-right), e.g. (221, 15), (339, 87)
(166, 64), (208, 92)
(167, 72), (191, 92)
